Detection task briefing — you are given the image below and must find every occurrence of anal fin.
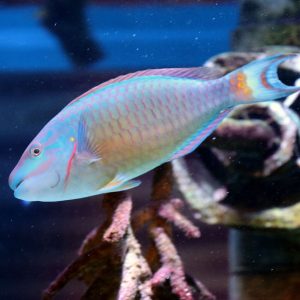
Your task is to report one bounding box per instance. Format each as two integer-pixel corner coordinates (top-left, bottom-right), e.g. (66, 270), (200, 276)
(99, 179), (141, 193)
(170, 109), (232, 160)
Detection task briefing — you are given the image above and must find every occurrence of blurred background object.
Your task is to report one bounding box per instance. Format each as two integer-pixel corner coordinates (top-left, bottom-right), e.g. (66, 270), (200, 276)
(233, 0), (300, 51)
(41, 0), (103, 66)
(230, 1), (300, 299)
(173, 1), (300, 299)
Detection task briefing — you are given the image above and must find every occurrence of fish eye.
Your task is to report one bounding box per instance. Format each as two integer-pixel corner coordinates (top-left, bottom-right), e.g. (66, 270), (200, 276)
(29, 146), (42, 157)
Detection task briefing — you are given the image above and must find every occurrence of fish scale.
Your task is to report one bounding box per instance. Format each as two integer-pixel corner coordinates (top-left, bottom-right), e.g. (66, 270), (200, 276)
(85, 78), (222, 179)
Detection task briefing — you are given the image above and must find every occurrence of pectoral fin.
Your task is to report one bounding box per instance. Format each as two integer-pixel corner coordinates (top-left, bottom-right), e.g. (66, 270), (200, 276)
(76, 115), (103, 165)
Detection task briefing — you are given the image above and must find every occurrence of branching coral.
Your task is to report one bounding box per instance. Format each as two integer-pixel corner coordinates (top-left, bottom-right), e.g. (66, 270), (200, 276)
(42, 164), (215, 300)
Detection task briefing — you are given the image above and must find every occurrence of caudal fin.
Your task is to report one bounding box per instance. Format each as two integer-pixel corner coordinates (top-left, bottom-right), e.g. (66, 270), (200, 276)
(227, 54), (300, 104)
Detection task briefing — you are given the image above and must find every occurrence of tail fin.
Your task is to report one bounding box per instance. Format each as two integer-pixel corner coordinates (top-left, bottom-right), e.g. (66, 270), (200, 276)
(226, 54), (300, 104)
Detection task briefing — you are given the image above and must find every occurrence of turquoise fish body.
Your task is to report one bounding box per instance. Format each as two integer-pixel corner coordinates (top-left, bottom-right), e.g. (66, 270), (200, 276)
(9, 54), (300, 201)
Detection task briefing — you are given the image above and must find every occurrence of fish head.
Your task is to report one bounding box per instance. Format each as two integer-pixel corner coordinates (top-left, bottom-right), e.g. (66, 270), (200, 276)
(9, 121), (76, 202)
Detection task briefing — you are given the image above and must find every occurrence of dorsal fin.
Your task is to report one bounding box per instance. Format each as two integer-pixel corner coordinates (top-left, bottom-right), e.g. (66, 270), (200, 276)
(69, 67), (224, 105)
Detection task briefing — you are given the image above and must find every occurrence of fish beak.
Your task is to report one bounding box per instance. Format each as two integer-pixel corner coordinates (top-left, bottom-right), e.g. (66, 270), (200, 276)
(13, 179), (29, 201)
(8, 169), (23, 191)
(8, 169), (28, 200)
(9, 174), (29, 201)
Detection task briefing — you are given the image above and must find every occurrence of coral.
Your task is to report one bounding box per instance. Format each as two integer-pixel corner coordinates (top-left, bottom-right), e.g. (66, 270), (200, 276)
(158, 199), (201, 238)
(117, 227), (152, 300)
(151, 227), (195, 300)
(42, 163), (215, 300)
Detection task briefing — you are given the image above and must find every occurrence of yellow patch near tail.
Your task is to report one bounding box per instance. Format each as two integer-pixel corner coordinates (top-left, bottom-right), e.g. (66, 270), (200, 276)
(104, 178), (123, 188)
(98, 177), (141, 193)
(230, 72), (253, 100)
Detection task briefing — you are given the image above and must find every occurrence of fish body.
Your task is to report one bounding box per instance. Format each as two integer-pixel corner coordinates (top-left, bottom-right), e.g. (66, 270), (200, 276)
(9, 54), (300, 201)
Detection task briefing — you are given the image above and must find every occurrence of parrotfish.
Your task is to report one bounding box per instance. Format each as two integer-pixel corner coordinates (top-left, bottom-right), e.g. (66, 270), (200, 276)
(9, 54), (300, 202)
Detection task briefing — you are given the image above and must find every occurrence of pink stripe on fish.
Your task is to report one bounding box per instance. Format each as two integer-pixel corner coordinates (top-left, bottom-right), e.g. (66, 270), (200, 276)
(64, 142), (77, 189)
(29, 158), (52, 179)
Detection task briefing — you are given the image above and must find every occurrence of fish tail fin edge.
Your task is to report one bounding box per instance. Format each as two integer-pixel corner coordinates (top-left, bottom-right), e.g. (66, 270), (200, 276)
(227, 54), (300, 104)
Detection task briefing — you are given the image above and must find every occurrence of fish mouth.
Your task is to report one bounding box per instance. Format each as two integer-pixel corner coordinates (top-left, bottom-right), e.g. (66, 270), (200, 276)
(15, 179), (24, 190)
(14, 171), (60, 191)
(13, 170), (61, 201)
(14, 178), (26, 195)
(8, 171), (24, 191)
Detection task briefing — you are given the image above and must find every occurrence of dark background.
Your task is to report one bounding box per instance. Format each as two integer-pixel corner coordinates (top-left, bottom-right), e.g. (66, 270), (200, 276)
(0, 1), (238, 299)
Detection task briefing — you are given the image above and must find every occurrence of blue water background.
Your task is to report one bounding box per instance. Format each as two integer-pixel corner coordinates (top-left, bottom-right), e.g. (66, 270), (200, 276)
(0, 3), (238, 72)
